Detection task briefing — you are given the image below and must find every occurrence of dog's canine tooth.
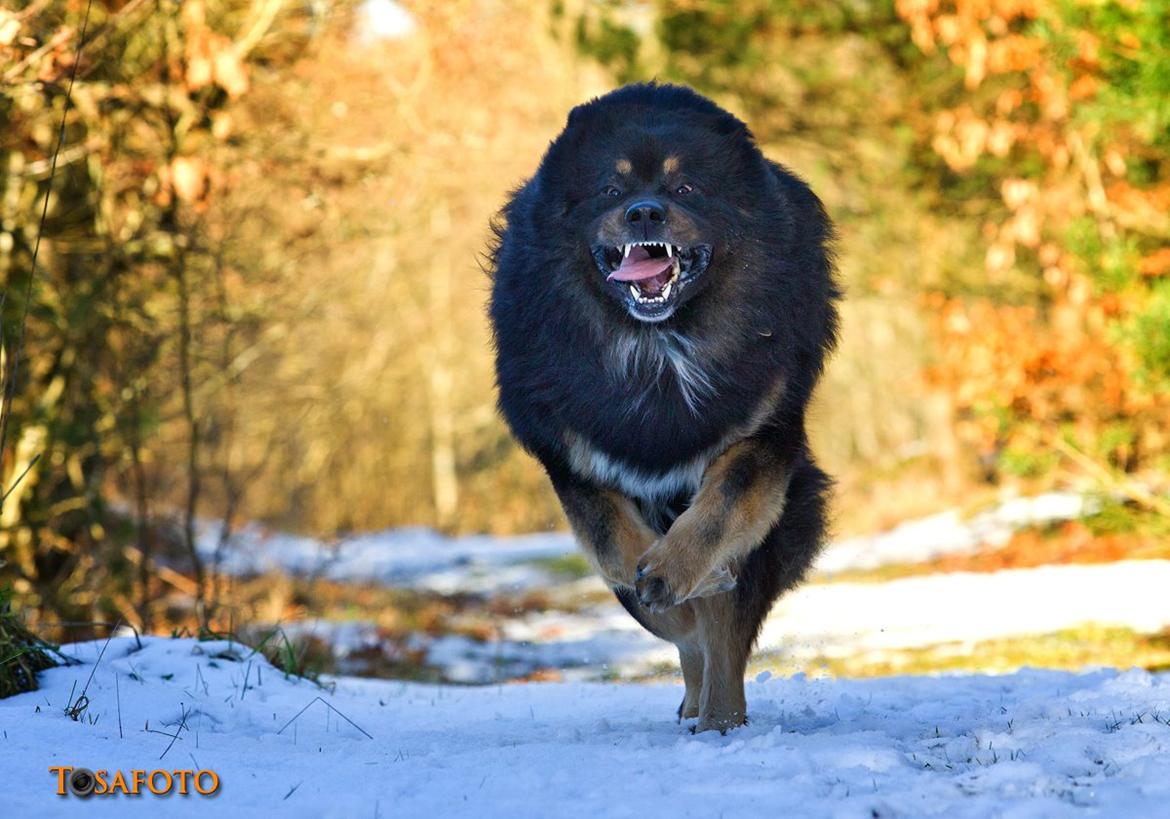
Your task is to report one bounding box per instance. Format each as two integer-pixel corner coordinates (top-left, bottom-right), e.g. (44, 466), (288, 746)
(662, 281), (673, 299)
(666, 244), (673, 258)
(623, 244), (631, 259)
(629, 285), (639, 300)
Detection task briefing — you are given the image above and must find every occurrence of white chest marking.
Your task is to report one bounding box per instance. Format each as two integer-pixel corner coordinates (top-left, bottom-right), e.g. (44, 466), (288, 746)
(566, 436), (715, 501)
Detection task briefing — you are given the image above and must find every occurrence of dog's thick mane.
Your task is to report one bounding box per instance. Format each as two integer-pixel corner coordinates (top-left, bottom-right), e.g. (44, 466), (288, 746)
(604, 328), (717, 417)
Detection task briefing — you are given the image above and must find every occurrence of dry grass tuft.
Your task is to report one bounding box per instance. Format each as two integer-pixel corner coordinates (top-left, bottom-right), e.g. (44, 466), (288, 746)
(0, 587), (67, 698)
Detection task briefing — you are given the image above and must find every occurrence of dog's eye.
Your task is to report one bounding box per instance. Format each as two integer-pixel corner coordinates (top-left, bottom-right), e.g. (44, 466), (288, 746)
(601, 185), (622, 198)
(675, 183), (695, 196)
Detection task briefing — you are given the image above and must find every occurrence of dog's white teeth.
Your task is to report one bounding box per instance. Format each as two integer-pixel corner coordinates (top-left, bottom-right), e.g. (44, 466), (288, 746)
(666, 244), (673, 258)
(623, 244), (631, 259)
(662, 281), (673, 299)
(629, 285), (639, 299)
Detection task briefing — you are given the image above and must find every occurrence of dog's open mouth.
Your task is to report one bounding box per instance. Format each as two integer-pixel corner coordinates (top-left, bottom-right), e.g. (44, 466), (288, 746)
(591, 241), (712, 321)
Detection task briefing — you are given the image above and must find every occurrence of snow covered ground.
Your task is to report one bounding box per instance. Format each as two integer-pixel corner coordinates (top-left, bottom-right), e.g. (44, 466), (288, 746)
(6, 637), (1170, 817)
(10, 492), (1170, 815)
(814, 492), (1101, 575)
(761, 560), (1170, 657)
(200, 524), (577, 595)
(402, 559), (1170, 683)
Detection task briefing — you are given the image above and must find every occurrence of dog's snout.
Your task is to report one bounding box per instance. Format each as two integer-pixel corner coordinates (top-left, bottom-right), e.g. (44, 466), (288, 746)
(625, 199), (667, 226)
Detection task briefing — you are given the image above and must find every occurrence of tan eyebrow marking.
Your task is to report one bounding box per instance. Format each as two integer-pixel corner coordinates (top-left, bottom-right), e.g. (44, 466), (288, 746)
(615, 158), (632, 175)
(663, 155), (680, 174)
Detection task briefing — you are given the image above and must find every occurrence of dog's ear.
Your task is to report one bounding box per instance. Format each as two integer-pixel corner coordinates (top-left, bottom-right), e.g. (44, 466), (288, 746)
(566, 90), (625, 131)
(705, 110), (750, 140)
(566, 100), (607, 132)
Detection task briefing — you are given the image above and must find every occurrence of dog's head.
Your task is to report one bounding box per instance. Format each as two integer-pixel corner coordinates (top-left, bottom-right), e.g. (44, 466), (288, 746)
(527, 84), (777, 324)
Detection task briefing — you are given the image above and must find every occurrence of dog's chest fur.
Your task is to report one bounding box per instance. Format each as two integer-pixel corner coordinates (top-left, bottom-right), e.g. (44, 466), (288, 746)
(563, 325), (778, 505)
(564, 328), (718, 501)
(603, 329), (717, 417)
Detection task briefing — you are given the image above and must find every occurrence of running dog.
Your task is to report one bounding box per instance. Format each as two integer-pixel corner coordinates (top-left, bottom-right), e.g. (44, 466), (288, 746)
(489, 83), (839, 733)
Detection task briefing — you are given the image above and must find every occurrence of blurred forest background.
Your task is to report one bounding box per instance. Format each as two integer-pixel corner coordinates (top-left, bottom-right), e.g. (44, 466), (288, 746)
(1, 0), (1168, 637)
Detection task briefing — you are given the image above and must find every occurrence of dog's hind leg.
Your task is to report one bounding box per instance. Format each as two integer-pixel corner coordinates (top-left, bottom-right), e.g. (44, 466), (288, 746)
(691, 459), (833, 734)
(692, 591), (750, 733)
(677, 643), (703, 720)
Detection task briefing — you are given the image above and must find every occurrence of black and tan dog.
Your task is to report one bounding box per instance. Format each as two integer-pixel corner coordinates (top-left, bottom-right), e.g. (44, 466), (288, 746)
(489, 83), (839, 733)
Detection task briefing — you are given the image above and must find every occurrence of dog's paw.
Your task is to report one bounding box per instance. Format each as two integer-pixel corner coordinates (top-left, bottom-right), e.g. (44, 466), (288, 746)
(635, 552), (735, 612)
(634, 563), (677, 612)
(693, 711), (747, 735)
(634, 540), (721, 612)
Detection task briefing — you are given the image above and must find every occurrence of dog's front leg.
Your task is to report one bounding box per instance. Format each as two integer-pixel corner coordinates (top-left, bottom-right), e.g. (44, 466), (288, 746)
(548, 467), (656, 589)
(634, 437), (797, 612)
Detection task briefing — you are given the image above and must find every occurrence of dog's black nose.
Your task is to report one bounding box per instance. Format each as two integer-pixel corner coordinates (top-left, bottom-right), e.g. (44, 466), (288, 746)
(625, 199), (667, 225)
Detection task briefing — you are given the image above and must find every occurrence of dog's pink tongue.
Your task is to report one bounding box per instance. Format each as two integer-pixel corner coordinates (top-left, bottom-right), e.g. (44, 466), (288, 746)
(607, 247), (674, 282)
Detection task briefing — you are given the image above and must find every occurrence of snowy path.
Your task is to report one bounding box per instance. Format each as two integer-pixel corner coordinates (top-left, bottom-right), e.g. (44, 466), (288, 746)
(413, 560), (1170, 682)
(198, 492), (1097, 593)
(763, 559), (1170, 657)
(5, 638), (1170, 817)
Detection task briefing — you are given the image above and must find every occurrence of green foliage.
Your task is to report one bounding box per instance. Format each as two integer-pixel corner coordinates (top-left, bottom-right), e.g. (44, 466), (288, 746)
(577, 0), (919, 128)
(574, 12), (641, 83)
(1083, 498), (1170, 539)
(1052, 1), (1170, 147)
(533, 552), (593, 580)
(1065, 218), (1135, 293)
(998, 446), (1060, 480)
(1128, 281), (1170, 389)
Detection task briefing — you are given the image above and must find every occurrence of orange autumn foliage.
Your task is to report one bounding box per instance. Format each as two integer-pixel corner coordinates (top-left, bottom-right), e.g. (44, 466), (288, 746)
(900, 0), (1170, 478)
